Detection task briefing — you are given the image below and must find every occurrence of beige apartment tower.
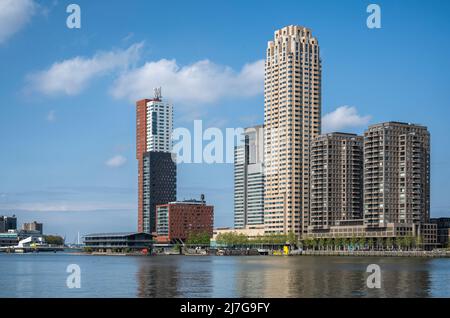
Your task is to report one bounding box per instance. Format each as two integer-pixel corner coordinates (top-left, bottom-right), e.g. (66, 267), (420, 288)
(264, 25), (321, 236)
(364, 122), (430, 228)
(309, 133), (363, 231)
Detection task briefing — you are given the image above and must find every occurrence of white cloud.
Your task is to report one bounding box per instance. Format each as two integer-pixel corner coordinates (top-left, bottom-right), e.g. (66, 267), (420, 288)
(105, 155), (127, 168)
(46, 110), (56, 122)
(0, 0), (36, 44)
(322, 106), (371, 133)
(111, 58), (265, 104)
(27, 42), (143, 96)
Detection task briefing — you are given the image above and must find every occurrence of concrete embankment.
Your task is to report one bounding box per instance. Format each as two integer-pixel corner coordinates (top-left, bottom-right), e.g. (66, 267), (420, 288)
(300, 250), (450, 258)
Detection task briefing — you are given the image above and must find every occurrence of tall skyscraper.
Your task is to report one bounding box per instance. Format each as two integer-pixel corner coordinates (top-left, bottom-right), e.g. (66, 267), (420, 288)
(309, 133), (363, 231)
(264, 25), (322, 236)
(364, 122), (430, 227)
(234, 125), (265, 229)
(136, 88), (176, 234)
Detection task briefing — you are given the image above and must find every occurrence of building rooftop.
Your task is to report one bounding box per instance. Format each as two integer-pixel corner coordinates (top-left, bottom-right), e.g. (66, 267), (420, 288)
(367, 121), (427, 130)
(163, 199), (209, 205)
(84, 232), (149, 238)
(317, 132), (361, 138)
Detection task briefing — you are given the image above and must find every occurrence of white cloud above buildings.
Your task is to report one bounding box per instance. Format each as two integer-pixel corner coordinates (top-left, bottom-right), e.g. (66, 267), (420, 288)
(110, 58), (265, 104)
(25, 41), (264, 105)
(0, 0), (36, 44)
(322, 106), (371, 133)
(26, 43), (143, 96)
(25, 38), (373, 136)
(105, 155), (127, 168)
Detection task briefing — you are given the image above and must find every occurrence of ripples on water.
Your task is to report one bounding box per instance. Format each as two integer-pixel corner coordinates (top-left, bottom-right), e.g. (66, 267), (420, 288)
(0, 254), (449, 298)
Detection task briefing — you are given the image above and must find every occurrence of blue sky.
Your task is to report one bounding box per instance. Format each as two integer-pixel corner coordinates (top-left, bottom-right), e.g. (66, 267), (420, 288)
(0, 0), (449, 242)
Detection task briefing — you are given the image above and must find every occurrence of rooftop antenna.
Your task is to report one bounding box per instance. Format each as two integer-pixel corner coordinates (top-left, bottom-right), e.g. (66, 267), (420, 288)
(154, 87), (162, 100)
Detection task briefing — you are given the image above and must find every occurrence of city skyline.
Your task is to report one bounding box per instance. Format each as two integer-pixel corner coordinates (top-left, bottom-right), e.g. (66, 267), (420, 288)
(1, 0), (450, 241)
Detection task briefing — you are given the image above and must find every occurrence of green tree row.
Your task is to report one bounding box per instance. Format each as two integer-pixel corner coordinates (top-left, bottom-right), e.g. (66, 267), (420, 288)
(186, 231), (212, 245)
(215, 231), (298, 246)
(301, 236), (424, 251)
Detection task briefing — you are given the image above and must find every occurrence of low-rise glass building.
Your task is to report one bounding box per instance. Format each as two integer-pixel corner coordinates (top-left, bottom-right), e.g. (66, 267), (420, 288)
(83, 232), (153, 253)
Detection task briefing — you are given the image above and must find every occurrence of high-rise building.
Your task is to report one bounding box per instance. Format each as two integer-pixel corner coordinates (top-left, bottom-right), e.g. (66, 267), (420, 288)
(364, 122), (430, 227)
(309, 133), (363, 231)
(264, 25), (322, 236)
(136, 88), (176, 234)
(22, 221), (43, 235)
(0, 215), (17, 233)
(234, 125), (264, 229)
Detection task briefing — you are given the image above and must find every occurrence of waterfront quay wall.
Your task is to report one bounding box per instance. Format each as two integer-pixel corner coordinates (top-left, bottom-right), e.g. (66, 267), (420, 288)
(301, 250), (450, 258)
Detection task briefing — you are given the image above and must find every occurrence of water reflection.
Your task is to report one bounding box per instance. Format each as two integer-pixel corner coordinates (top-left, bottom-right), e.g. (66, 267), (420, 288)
(136, 256), (434, 298)
(0, 254), (445, 298)
(137, 256), (214, 297)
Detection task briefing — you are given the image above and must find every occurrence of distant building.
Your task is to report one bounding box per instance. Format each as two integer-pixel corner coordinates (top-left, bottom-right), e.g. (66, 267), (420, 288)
(234, 125), (264, 229)
(22, 221), (43, 235)
(156, 197), (214, 243)
(83, 232), (153, 253)
(136, 88), (176, 234)
(0, 215), (17, 233)
(18, 230), (43, 240)
(0, 232), (18, 247)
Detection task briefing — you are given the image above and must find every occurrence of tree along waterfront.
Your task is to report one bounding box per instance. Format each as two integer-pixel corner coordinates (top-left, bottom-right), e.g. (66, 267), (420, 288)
(213, 232), (448, 252)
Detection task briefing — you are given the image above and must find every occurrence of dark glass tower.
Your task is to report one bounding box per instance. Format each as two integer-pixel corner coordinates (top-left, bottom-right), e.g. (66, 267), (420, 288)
(142, 151), (177, 234)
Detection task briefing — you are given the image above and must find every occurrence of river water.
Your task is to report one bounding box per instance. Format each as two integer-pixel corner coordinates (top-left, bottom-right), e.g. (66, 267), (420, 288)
(1, 253), (449, 297)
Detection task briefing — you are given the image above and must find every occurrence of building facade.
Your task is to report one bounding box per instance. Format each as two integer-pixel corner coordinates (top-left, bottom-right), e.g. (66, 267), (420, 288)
(22, 221), (43, 235)
(156, 199), (214, 243)
(136, 88), (176, 234)
(0, 215), (17, 233)
(212, 225), (265, 244)
(0, 232), (18, 247)
(234, 125), (264, 229)
(309, 133), (363, 231)
(142, 152), (177, 234)
(264, 25), (321, 236)
(430, 218), (450, 247)
(364, 122), (430, 227)
(83, 232), (153, 253)
(306, 122), (435, 248)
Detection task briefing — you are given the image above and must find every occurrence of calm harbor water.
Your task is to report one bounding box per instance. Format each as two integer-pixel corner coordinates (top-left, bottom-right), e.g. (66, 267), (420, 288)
(1, 253), (450, 298)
